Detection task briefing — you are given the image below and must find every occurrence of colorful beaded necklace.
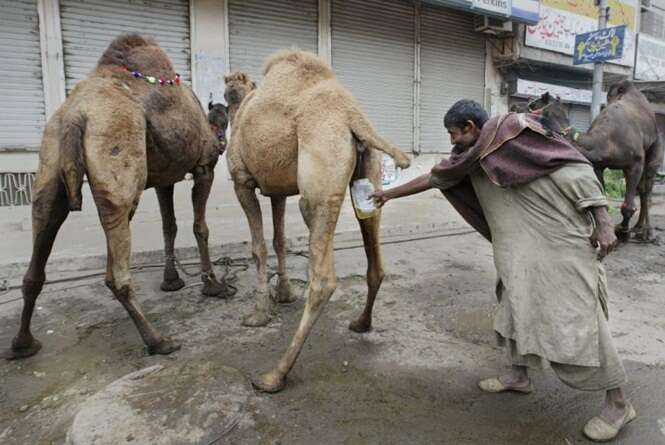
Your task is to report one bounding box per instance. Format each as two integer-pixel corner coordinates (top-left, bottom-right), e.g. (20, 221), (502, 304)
(122, 66), (181, 86)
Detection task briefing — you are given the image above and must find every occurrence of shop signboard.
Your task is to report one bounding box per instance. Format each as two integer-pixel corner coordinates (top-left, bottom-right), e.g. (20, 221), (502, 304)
(573, 25), (626, 65)
(525, 0), (636, 67)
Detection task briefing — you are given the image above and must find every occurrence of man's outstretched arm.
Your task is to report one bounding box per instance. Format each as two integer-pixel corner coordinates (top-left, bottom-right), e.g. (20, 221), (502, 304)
(371, 173), (433, 207)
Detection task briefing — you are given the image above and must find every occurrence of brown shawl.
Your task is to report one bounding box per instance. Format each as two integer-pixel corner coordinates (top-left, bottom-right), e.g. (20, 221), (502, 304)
(430, 113), (590, 241)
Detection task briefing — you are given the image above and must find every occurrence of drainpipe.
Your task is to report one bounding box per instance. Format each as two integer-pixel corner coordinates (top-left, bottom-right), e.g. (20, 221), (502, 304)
(591, 0), (609, 119)
(413, 0), (422, 155)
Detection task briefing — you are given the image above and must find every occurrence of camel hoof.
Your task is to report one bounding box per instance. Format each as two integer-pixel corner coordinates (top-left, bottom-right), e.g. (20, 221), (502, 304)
(252, 371), (286, 393)
(632, 227), (654, 242)
(147, 337), (181, 355)
(160, 277), (185, 292)
(274, 282), (297, 304)
(242, 310), (272, 327)
(202, 277), (228, 298)
(348, 317), (372, 333)
(3, 337), (42, 360)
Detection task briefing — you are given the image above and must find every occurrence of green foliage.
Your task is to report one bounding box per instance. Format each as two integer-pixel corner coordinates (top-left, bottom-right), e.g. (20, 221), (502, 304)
(603, 169), (625, 200)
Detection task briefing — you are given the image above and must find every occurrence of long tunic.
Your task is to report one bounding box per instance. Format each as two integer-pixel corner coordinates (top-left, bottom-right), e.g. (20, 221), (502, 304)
(470, 162), (609, 367)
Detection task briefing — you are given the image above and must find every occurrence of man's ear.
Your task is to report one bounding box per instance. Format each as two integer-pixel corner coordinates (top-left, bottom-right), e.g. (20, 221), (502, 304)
(465, 120), (478, 132)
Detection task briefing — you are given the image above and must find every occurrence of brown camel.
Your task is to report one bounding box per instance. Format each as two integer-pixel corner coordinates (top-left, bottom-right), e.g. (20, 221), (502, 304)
(3, 34), (231, 360)
(529, 81), (663, 241)
(220, 50), (410, 392)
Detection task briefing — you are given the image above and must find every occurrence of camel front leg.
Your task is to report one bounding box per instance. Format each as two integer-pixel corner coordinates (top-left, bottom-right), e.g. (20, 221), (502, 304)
(192, 166), (228, 297)
(156, 185), (185, 292)
(253, 195), (343, 393)
(633, 172), (655, 241)
(235, 183), (272, 327)
(271, 196), (296, 303)
(616, 164), (643, 241)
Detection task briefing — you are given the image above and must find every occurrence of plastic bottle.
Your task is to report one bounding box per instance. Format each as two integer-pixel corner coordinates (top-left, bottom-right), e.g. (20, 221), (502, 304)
(351, 178), (377, 220)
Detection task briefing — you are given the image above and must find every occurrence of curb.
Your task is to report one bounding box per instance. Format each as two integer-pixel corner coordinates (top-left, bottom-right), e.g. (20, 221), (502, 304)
(0, 221), (469, 286)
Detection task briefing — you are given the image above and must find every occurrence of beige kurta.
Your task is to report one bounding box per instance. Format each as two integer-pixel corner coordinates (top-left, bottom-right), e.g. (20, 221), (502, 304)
(470, 163), (611, 368)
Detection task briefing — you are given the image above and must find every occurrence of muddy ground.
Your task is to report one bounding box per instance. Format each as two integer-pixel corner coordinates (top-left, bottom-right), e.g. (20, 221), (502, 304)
(1, 198), (664, 445)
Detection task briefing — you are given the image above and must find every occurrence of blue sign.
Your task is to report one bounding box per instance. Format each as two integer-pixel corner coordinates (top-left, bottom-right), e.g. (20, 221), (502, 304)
(573, 25), (626, 65)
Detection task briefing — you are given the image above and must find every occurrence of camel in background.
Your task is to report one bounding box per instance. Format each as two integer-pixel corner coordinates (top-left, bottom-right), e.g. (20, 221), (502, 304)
(530, 81), (663, 241)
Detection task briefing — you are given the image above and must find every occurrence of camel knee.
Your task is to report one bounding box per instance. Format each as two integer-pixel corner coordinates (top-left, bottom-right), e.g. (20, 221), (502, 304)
(368, 267), (385, 287)
(308, 277), (336, 312)
(252, 243), (267, 263)
(273, 236), (285, 254)
(111, 284), (132, 303)
(193, 221), (209, 241)
(163, 219), (178, 239)
(22, 276), (45, 300)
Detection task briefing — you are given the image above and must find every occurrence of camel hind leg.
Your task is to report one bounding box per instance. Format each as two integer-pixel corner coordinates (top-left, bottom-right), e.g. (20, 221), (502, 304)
(271, 196), (296, 303)
(253, 127), (354, 393)
(633, 139), (663, 241)
(3, 168), (69, 359)
(86, 112), (179, 355)
(348, 149), (385, 333)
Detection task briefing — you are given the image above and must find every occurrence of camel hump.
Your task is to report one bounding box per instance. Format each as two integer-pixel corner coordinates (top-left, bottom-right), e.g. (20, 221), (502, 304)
(59, 114), (87, 211)
(262, 49), (333, 79)
(345, 101), (411, 169)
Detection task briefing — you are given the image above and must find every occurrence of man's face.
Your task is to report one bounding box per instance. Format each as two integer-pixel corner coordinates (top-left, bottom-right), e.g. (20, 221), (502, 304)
(447, 121), (480, 150)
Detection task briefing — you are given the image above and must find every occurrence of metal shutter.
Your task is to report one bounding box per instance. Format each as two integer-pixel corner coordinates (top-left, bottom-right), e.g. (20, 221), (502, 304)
(420, 4), (485, 153)
(60, 0), (191, 94)
(228, 0), (318, 83)
(332, 0), (414, 151)
(0, 0), (46, 150)
(569, 104), (592, 133)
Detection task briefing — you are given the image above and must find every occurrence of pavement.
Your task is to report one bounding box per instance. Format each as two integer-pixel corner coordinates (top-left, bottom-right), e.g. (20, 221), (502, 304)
(0, 155), (466, 282)
(0, 186), (664, 444)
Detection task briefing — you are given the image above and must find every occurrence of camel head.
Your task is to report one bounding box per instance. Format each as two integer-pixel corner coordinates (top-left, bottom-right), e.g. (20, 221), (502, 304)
(529, 92), (572, 137)
(509, 102), (529, 113)
(607, 80), (636, 105)
(207, 101), (229, 153)
(224, 72), (257, 124)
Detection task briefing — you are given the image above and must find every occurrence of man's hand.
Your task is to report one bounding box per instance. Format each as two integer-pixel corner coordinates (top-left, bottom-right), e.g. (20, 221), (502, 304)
(370, 190), (389, 208)
(589, 206), (617, 260)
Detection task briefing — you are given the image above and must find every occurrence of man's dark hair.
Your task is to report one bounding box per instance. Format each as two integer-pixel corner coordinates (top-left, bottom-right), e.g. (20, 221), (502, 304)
(443, 99), (489, 130)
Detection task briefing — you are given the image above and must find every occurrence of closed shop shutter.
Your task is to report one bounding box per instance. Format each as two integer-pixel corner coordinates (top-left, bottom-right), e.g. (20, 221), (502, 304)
(332, 0), (414, 151)
(569, 104), (592, 133)
(228, 0), (318, 83)
(0, 0), (46, 150)
(420, 4), (485, 153)
(60, 0), (191, 94)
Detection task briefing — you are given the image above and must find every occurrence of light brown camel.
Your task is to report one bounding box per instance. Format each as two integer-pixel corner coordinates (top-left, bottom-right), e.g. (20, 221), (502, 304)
(3, 34), (231, 360)
(221, 50), (411, 393)
(532, 81), (663, 241)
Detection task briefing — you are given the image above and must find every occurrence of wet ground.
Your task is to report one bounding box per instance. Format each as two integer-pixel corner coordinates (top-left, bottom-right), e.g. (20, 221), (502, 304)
(1, 209), (664, 444)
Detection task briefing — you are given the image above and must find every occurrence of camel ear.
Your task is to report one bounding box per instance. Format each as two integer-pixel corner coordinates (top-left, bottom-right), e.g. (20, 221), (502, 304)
(251, 81), (257, 89)
(208, 101), (214, 111)
(238, 73), (247, 82)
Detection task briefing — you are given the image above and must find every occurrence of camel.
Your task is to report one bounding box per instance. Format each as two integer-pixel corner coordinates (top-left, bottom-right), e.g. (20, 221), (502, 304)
(220, 50), (410, 392)
(528, 81), (663, 241)
(3, 34), (232, 360)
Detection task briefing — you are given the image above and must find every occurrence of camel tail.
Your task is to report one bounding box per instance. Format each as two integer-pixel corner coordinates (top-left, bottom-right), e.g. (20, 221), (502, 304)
(59, 114), (86, 211)
(347, 104), (411, 169)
